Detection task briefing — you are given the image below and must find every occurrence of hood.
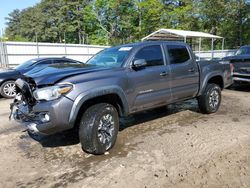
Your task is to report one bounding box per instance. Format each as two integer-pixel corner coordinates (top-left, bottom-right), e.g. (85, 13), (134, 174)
(24, 63), (111, 86)
(0, 69), (20, 78)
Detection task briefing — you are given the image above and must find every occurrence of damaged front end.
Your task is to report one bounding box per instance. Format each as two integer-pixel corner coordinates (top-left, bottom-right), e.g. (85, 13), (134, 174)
(10, 78), (75, 135)
(10, 78), (43, 133)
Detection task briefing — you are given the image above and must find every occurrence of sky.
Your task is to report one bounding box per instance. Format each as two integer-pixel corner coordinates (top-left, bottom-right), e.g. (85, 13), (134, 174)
(0, 0), (40, 34)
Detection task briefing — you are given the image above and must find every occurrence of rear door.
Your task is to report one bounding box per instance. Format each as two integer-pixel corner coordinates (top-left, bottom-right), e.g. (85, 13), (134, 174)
(165, 44), (199, 101)
(127, 44), (172, 112)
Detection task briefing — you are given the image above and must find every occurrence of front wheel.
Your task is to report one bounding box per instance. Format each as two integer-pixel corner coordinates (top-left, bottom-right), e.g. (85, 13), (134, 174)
(79, 103), (119, 155)
(198, 83), (221, 114)
(0, 80), (16, 98)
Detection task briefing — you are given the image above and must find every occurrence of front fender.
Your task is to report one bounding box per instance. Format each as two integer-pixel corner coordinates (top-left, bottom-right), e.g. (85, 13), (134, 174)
(68, 85), (129, 127)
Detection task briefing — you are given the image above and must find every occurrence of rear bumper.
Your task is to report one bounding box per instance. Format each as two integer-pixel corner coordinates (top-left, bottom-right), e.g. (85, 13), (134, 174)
(13, 96), (74, 135)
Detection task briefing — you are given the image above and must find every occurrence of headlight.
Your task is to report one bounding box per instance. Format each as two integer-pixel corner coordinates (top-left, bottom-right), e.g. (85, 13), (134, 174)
(33, 83), (73, 101)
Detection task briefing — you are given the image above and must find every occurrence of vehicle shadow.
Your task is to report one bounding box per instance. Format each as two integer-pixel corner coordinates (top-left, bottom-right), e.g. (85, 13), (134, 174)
(227, 83), (250, 92)
(29, 99), (199, 148)
(28, 128), (80, 147)
(120, 99), (198, 131)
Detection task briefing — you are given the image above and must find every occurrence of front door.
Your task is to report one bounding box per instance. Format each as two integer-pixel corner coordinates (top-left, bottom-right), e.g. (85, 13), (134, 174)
(127, 44), (172, 112)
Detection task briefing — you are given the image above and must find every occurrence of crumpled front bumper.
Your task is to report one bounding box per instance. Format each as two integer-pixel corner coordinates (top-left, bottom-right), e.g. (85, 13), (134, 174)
(11, 96), (75, 135)
(12, 101), (41, 134)
(11, 78), (75, 135)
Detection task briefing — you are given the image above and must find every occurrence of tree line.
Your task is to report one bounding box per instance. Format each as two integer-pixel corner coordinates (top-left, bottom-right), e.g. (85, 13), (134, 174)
(4, 0), (250, 49)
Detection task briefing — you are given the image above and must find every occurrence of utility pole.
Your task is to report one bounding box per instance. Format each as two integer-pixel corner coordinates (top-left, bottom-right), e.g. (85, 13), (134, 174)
(0, 28), (7, 68)
(78, 30), (82, 44)
(138, 0), (142, 35)
(36, 32), (39, 58)
(0, 28), (4, 68)
(64, 32), (67, 56)
(238, 0), (243, 46)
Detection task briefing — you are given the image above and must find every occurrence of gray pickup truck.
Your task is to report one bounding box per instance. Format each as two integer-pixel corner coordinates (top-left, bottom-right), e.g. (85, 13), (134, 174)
(11, 41), (233, 154)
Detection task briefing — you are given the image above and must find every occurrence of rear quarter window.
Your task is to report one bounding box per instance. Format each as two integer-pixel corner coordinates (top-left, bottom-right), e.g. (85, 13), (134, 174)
(37, 60), (52, 65)
(53, 60), (80, 64)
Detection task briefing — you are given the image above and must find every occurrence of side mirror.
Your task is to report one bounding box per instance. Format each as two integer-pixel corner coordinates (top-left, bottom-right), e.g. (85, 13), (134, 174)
(132, 59), (147, 69)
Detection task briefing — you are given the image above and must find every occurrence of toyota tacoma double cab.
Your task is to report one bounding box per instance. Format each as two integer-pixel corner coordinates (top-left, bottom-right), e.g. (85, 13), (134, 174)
(10, 41), (233, 154)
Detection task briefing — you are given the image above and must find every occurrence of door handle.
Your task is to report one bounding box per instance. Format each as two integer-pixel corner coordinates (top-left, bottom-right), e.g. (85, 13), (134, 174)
(160, 71), (168, 76)
(188, 68), (195, 72)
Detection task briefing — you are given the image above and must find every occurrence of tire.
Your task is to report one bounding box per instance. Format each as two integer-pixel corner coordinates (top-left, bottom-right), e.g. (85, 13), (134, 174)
(0, 80), (16, 99)
(198, 83), (221, 114)
(79, 103), (119, 155)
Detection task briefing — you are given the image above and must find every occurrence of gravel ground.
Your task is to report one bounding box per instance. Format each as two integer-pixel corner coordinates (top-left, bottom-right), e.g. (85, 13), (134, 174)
(0, 87), (250, 188)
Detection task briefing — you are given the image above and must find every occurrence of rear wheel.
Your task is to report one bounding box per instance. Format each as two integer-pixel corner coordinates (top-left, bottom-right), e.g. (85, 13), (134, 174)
(0, 80), (16, 98)
(198, 83), (221, 114)
(79, 103), (119, 154)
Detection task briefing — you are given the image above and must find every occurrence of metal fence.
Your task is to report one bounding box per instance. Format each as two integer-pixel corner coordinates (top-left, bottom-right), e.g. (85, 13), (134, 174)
(194, 49), (236, 60)
(0, 41), (8, 68)
(0, 41), (109, 68)
(0, 41), (237, 68)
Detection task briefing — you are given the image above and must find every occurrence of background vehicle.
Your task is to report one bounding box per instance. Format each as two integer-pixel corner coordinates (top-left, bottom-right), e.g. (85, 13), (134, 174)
(12, 41), (233, 155)
(223, 45), (250, 84)
(0, 57), (83, 98)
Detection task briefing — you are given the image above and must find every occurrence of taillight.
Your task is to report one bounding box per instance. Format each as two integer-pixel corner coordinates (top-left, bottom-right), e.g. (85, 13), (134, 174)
(230, 63), (234, 74)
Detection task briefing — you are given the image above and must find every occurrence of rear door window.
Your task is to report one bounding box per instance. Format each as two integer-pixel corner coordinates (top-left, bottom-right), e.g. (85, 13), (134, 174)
(166, 45), (190, 64)
(36, 60), (52, 65)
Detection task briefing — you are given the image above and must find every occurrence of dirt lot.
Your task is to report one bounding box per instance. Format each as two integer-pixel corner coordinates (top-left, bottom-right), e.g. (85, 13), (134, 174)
(0, 87), (250, 188)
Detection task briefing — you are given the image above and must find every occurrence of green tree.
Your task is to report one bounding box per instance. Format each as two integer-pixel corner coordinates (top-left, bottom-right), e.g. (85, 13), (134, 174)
(5, 9), (22, 40)
(93, 0), (138, 45)
(4, 0), (250, 49)
(138, 0), (165, 35)
(222, 0), (250, 47)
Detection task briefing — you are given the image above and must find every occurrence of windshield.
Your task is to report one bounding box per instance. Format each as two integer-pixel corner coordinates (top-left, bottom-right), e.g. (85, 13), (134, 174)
(236, 46), (250, 55)
(86, 46), (133, 67)
(15, 59), (37, 70)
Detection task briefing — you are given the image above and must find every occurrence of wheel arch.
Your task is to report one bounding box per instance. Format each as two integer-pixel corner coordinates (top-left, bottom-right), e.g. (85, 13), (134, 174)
(0, 79), (16, 87)
(199, 73), (224, 96)
(207, 76), (224, 89)
(69, 86), (129, 128)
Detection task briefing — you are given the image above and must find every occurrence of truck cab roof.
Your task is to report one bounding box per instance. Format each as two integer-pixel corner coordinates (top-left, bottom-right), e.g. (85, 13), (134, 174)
(114, 41), (189, 48)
